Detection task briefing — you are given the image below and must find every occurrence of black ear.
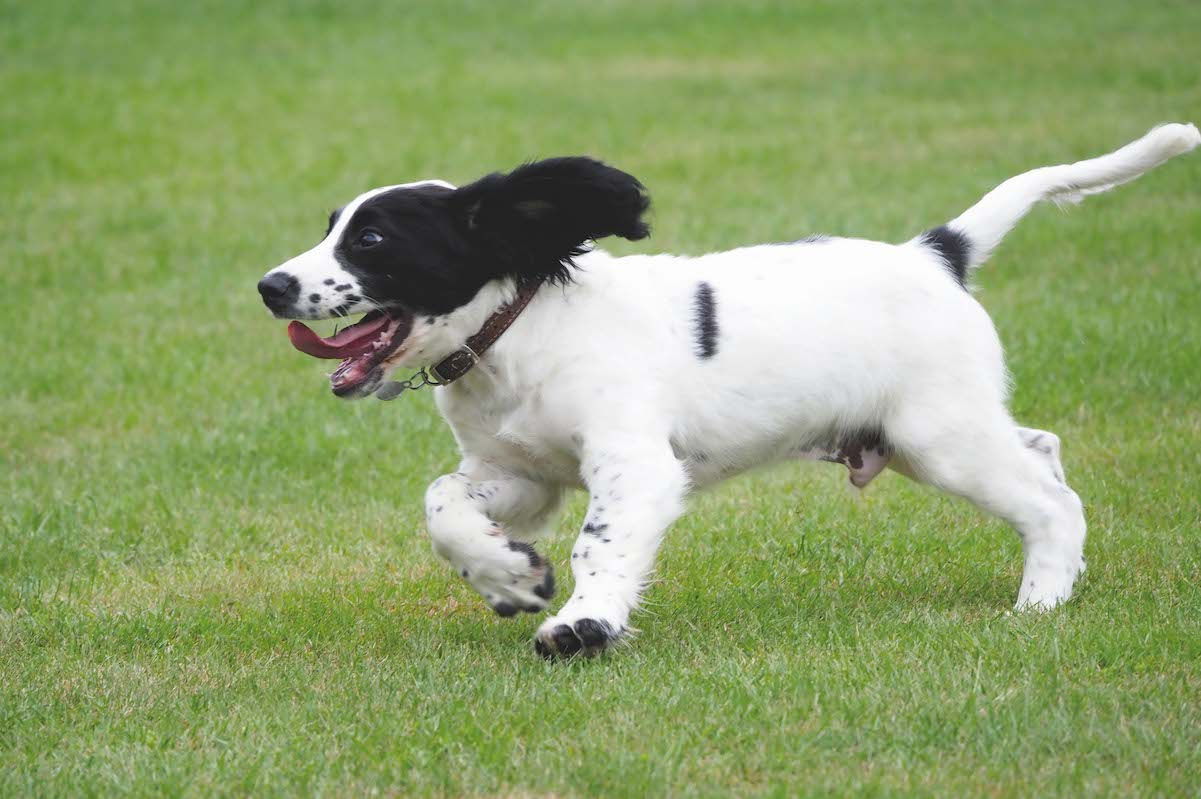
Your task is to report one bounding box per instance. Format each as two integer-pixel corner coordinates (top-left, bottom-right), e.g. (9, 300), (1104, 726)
(452, 157), (650, 283)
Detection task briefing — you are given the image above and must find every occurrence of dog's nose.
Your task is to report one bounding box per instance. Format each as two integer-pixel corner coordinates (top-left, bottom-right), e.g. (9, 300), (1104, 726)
(258, 272), (300, 312)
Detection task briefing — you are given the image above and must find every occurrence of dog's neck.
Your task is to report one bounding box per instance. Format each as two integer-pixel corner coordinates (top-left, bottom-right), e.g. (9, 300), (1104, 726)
(428, 278), (543, 385)
(411, 277), (536, 383)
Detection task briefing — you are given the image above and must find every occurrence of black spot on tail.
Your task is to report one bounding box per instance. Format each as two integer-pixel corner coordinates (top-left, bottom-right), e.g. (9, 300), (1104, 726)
(920, 226), (972, 288)
(693, 281), (718, 359)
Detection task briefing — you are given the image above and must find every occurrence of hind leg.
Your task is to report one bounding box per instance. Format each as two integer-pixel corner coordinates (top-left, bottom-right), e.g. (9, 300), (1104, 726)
(892, 407), (1086, 610)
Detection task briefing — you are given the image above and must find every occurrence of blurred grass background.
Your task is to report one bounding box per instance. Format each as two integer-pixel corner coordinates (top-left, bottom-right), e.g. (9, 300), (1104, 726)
(2, 1), (1199, 795)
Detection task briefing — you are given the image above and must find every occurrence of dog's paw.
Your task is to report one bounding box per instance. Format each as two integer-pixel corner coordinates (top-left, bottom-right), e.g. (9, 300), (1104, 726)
(426, 479), (556, 617)
(1014, 554), (1085, 611)
(461, 539), (556, 617)
(533, 615), (625, 658)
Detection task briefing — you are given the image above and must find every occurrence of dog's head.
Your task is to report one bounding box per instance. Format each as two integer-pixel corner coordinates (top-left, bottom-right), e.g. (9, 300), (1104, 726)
(258, 157), (649, 397)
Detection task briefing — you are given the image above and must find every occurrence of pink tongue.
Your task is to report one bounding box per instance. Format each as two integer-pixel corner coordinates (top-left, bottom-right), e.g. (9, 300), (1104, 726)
(287, 315), (390, 359)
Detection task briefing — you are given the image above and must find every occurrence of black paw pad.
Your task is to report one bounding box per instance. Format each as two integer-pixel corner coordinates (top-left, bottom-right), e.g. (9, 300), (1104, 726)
(493, 601), (517, 618)
(551, 624), (583, 656)
(573, 618), (616, 649)
(534, 619), (624, 660)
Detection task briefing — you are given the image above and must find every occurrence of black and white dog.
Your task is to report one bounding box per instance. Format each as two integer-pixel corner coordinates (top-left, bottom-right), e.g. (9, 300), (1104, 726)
(259, 124), (1198, 657)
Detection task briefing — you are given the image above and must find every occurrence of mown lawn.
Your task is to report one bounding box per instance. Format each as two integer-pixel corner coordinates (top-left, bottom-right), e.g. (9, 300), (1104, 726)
(2, 1), (1199, 795)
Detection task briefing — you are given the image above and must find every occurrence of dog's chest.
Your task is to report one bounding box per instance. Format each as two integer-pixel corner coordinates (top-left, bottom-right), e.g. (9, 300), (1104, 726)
(438, 382), (585, 486)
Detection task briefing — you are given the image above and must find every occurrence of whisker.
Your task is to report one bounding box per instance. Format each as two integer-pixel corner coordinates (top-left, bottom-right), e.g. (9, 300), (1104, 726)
(356, 295), (392, 318)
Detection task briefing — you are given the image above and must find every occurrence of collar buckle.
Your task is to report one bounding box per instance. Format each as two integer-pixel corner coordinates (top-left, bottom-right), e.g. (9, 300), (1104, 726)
(427, 343), (480, 385)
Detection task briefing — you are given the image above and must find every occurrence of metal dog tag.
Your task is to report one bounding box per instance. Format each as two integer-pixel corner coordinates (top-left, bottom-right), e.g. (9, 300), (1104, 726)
(374, 368), (438, 401)
(375, 381), (406, 401)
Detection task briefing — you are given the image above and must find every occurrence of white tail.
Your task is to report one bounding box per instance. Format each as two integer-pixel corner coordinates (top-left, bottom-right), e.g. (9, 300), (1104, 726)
(934, 123), (1199, 274)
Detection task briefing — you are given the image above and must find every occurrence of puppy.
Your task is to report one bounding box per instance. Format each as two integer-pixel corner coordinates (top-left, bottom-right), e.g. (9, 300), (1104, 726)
(259, 124), (1198, 657)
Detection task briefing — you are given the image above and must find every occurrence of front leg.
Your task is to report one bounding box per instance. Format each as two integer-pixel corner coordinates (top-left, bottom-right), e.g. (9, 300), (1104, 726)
(534, 441), (688, 658)
(425, 469), (559, 616)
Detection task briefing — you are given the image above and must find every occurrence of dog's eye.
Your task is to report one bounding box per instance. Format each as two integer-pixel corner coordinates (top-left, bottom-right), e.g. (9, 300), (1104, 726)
(357, 230), (383, 247)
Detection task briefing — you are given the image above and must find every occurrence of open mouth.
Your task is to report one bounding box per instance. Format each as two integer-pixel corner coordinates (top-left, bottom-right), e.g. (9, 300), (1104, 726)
(286, 309), (414, 397)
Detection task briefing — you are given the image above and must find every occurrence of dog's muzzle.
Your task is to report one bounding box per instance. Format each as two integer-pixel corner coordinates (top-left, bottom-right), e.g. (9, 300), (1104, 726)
(258, 272), (300, 316)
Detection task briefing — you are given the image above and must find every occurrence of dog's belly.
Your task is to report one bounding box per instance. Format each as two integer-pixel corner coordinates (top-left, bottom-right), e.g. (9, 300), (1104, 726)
(675, 430), (893, 489)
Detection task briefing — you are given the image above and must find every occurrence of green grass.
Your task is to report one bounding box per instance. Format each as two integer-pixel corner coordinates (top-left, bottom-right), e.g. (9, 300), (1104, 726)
(3, 0), (1200, 795)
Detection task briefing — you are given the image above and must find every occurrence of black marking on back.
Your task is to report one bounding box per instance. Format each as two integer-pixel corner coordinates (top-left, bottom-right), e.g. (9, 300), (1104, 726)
(920, 225), (971, 288)
(692, 281), (718, 359)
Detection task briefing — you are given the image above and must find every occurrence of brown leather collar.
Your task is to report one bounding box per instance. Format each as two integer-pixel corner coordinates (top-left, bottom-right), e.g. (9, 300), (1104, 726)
(427, 280), (543, 385)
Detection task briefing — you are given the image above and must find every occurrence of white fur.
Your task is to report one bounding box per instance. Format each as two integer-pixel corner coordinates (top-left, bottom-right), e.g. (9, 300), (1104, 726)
(942, 123), (1200, 269)
(279, 126), (1198, 655)
(426, 239), (1083, 651)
